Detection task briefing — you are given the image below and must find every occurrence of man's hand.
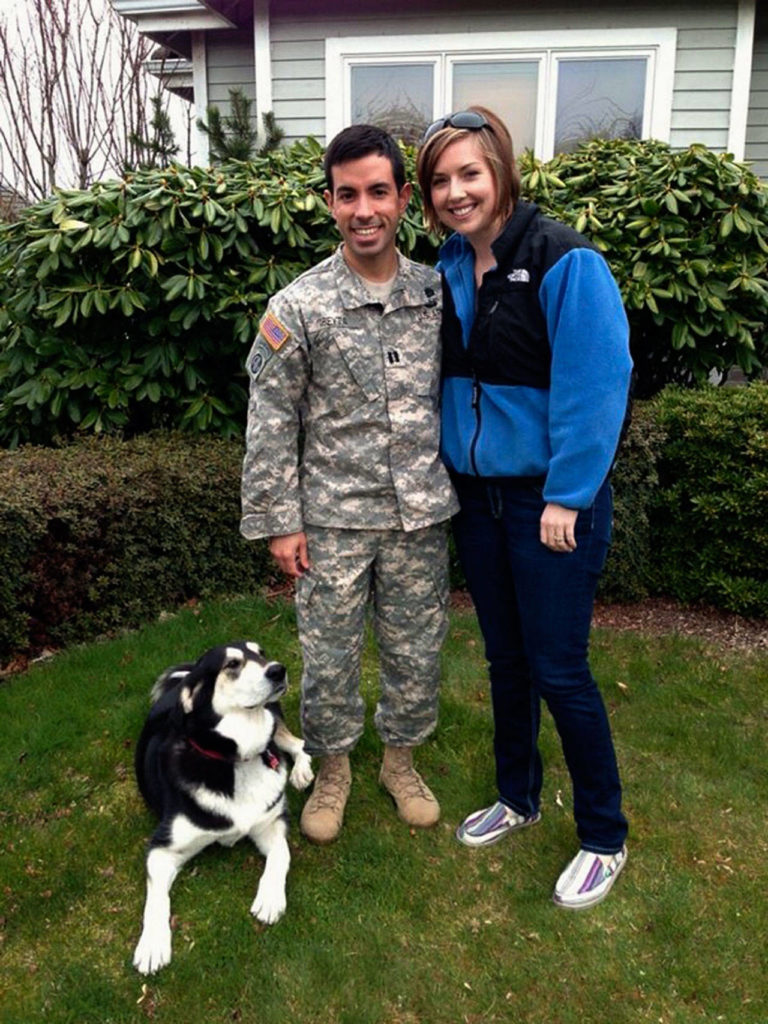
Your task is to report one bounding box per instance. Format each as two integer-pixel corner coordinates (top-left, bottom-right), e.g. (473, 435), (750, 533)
(540, 502), (578, 552)
(269, 532), (311, 577)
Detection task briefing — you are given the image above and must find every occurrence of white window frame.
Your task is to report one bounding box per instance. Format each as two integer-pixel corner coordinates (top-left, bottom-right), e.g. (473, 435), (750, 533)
(325, 28), (676, 159)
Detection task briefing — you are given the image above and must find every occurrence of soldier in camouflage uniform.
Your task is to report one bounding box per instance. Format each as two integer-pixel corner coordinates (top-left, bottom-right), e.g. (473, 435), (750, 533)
(241, 125), (457, 844)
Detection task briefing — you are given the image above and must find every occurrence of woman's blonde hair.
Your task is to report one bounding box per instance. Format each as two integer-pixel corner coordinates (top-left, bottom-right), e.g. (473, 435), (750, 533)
(416, 105), (520, 235)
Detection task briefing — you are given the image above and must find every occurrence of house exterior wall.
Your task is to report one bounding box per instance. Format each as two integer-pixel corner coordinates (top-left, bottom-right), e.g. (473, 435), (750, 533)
(261, 0), (740, 149)
(745, 7), (768, 177)
(206, 29), (256, 109)
(199, 1), (763, 172)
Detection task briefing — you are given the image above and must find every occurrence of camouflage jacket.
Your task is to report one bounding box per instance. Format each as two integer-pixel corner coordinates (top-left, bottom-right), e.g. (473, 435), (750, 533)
(240, 247), (458, 538)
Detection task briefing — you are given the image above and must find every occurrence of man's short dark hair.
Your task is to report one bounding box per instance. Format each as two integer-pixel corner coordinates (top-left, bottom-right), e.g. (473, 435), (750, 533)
(324, 124), (406, 193)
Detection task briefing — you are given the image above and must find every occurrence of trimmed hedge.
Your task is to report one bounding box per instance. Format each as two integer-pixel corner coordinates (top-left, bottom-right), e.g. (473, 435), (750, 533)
(0, 435), (271, 662)
(650, 382), (768, 616)
(2, 386), (766, 665)
(599, 401), (667, 603)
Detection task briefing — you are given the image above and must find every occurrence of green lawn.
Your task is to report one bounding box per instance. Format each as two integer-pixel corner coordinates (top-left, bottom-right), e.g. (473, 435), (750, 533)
(1, 593), (765, 1024)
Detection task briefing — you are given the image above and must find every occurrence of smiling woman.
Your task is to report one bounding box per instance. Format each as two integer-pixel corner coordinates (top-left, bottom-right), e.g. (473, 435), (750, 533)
(417, 105), (633, 910)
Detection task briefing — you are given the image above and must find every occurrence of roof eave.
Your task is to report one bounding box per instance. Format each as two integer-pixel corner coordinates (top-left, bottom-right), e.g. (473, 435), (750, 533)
(109, 0), (237, 31)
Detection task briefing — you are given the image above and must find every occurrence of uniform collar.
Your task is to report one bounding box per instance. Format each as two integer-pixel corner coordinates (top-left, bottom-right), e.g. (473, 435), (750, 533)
(334, 246), (434, 311)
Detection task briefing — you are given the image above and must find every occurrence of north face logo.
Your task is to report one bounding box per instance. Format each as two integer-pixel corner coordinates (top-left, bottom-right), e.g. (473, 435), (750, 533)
(507, 269), (530, 283)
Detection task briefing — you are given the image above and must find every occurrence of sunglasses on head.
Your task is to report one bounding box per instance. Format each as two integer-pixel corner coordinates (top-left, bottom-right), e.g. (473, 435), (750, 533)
(422, 111), (492, 145)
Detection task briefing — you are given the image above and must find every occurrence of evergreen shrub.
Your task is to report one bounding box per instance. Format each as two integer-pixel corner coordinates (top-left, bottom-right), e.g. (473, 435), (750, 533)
(522, 140), (768, 397)
(599, 402), (667, 602)
(0, 434), (271, 663)
(2, 389), (766, 665)
(650, 383), (768, 616)
(1, 139), (765, 446)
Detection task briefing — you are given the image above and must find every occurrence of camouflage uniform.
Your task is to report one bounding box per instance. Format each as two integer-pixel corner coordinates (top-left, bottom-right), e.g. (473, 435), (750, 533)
(241, 247), (458, 756)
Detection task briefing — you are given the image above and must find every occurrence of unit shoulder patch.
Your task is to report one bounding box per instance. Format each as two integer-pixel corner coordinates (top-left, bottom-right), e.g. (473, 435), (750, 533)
(248, 338), (273, 380)
(259, 310), (291, 351)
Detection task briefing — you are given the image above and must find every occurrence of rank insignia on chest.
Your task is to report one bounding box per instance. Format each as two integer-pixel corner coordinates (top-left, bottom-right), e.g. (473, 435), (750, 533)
(259, 311), (291, 350)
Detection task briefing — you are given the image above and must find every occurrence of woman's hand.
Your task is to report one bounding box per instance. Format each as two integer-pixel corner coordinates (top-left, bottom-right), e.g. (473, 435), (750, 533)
(540, 503), (578, 552)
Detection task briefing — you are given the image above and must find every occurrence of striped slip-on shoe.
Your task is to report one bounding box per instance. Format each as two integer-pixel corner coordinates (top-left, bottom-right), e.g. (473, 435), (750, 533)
(455, 801), (541, 848)
(553, 846), (628, 909)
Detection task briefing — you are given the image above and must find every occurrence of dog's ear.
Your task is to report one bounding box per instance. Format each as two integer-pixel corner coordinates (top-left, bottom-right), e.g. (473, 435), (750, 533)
(166, 647), (223, 719)
(179, 680), (204, 714)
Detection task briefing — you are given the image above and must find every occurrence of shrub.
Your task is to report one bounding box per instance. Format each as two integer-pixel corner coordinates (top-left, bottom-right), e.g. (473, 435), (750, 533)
(0, 420), (661, 663)
(2, 138), (765, 447)
(650, 383), (768, 616)
(520, 140), (768, 397)
(2, 390), (766, 665)
(0, 434), (271, 662)
(0, 142), (440, 447)
(599, 402), (667, 602)
(0, 143), (329, 445)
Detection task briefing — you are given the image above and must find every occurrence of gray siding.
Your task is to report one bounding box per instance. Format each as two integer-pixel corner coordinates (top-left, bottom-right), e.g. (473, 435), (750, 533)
(671, 22), (736, 149)
(746, 8), (768, 178)
(206, 30), (255, 109)
(270, 33), (326, 141)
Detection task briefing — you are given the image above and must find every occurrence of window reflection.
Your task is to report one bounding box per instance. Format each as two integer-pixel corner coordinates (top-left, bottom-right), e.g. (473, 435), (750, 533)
(453, 61), (539, 153)
(351, 64), (433, 144)
(555, 58), (646, 153)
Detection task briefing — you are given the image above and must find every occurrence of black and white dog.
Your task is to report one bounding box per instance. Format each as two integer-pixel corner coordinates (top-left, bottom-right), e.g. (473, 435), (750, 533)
(132, 641), (313, 975)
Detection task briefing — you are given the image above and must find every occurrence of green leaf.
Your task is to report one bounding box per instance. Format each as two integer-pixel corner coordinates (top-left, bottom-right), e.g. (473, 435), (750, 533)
(53, 296), (73, 328)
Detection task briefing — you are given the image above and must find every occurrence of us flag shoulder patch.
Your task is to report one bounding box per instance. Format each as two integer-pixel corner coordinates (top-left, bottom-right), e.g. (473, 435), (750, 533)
(259, 310), (291, 350)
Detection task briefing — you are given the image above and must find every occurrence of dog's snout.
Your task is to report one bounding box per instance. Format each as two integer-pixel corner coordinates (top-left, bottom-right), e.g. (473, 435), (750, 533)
(266, 663), (286, 684)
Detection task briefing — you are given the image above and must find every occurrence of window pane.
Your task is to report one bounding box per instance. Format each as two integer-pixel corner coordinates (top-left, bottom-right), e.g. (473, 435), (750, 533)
(555, 58), (646, 153)
(452, 61), (538, 154)
(351, 64), (433, 144)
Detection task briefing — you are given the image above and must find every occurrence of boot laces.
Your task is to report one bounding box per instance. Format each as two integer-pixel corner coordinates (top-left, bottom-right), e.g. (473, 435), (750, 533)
(310, 759), (349, 812)
(385, 754), (435, 802)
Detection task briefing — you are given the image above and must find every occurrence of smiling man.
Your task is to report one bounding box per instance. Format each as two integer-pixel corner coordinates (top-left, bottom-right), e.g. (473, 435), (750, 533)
(240, 125), (457, 844)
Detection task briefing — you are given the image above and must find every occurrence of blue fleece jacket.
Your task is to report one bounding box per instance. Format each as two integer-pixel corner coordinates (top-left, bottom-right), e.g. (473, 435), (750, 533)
(438, 205), (633, 510)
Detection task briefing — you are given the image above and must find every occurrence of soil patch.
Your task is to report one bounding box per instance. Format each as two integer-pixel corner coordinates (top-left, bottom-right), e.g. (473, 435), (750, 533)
(450, 592), (768, 653)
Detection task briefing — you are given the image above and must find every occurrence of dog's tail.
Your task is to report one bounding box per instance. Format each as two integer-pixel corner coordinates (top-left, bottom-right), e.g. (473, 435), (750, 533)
(149, 662), (195, 705)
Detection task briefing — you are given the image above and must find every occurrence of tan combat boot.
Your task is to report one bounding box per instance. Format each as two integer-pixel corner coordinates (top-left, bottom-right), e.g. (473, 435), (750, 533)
(300, 753), (351, 844)
(379, 745), (440, 827)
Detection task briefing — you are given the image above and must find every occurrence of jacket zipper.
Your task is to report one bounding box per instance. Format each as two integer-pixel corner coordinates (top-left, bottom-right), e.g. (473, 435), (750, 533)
(468, 300), (497, 476)
(469, 374), (482, 475)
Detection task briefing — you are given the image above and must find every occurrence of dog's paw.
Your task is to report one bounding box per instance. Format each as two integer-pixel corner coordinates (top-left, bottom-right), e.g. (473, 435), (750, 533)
(133, 925), (172, 975)
(250, 882), (286, 925)
(290, 751), (314, 791)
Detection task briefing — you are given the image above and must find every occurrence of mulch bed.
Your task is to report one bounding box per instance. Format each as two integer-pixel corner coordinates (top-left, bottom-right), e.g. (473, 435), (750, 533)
(450, 592), (768, 653)
(592, 596), (768, 652)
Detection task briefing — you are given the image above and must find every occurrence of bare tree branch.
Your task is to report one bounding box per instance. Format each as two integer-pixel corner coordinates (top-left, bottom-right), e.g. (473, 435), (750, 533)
(0, 0), (175, 201)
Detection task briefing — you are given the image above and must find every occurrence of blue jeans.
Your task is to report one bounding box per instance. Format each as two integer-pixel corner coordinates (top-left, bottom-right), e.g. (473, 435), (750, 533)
(452, 475), (628, 854)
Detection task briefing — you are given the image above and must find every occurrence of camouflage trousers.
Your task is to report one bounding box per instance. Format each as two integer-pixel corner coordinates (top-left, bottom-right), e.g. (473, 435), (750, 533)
(295, 523), (450, 756)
